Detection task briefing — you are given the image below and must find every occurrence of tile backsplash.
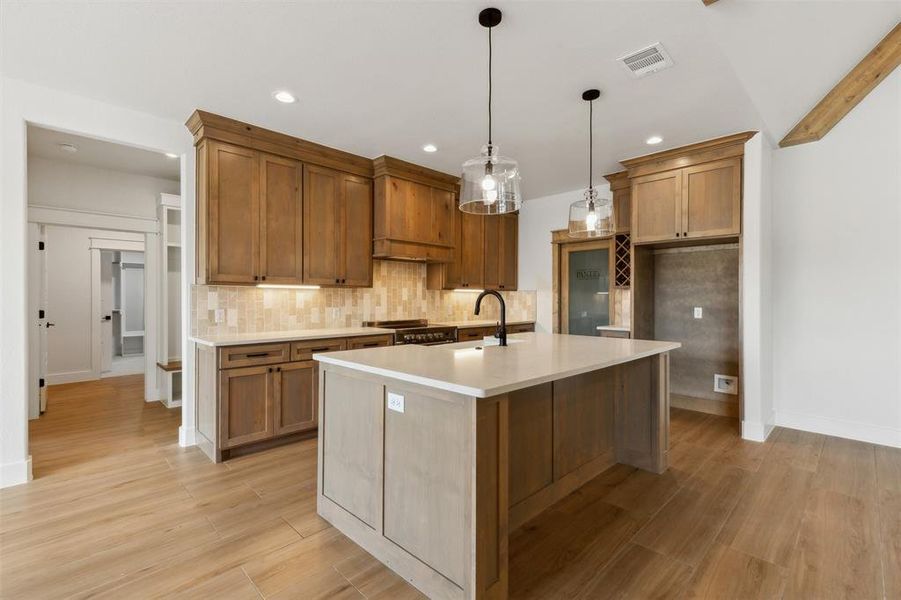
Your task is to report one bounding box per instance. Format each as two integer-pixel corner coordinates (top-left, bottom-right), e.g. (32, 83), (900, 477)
(192, 260), (537, 336)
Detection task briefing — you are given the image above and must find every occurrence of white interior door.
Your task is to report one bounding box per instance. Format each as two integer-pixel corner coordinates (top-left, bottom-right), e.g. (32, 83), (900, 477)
(27, 223), (48, 418)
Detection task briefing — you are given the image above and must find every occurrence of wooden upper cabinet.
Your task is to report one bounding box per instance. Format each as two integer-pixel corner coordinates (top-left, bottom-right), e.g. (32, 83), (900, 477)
(303, 164), (373, 287)
(483, 215), (518, 290)
(372, 156), (458, 263)
(682, 158), (741, 239)
(604, 171), (631, 233)
(459, 210), (485, 288)
(207, 141), (260, 284)
(631, 170), (682, 244)
(340, 174), (373, 287)
(304, 164), (344, 285)
(259, 154), (303, 284)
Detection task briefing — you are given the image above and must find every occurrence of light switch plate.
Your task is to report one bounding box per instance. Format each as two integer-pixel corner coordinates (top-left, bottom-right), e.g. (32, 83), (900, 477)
(387, 392), (405, 413)
(693, 307), (703, 319)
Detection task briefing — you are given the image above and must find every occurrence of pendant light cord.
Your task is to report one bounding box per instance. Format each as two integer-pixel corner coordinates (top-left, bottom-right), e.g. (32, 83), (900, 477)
(487, 25), (493, 149)
(588, 99), (593, 191)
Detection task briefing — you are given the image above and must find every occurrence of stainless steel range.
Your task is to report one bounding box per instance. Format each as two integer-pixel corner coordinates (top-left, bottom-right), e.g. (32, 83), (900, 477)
(363, 319), (458, 346)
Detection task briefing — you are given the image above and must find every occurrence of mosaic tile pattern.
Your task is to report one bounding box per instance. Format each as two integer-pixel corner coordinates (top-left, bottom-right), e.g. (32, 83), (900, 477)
(192, 260), (537, 336)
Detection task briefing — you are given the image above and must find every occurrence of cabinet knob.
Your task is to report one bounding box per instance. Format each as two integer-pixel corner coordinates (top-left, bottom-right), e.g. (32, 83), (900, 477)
(335, 278), (340, 284)
(675, 232), (680, 238)
(684, 231), (688, 237)
(261, 275), (266, 281)
(254, 275), (259, 280)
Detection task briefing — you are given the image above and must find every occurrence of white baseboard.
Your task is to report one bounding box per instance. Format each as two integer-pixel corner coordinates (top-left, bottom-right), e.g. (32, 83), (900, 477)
(0, 456), (33, 489)
(741, 420), (774, 442)
(775, 410), (901, 449)
(179, 425), (196, 447)
(46, 370), (95, 385)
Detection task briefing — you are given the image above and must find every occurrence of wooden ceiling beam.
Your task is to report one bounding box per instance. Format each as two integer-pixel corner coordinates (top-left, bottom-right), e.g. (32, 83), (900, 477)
(780, 22), (901, 148)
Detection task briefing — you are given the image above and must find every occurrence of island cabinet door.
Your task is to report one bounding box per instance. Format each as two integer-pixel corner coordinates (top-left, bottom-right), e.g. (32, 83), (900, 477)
(219, 365), (274, 449)
(274, 361), (316, 436)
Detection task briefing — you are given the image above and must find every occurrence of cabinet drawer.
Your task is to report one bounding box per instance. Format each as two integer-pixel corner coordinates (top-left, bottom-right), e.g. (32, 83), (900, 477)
(598, 329), (630, 339)
(458, 326), (496, 342)
(347, 334), (394, 350)
(292, 338), (347, 361)
(507, 323), (535, 334)
(219, 343), (290, 369)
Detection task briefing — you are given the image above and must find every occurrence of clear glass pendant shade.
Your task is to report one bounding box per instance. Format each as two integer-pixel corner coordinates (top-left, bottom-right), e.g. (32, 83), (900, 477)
(460, 145), (522, 214)
(568, 187), (614, 238)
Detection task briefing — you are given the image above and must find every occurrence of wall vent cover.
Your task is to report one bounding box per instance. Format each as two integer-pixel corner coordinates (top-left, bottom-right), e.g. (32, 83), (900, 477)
(617, 43), (674, 78)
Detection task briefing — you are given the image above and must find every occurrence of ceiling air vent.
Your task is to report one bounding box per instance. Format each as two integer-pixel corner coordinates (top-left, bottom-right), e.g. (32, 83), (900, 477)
(617, 43), (674, 78)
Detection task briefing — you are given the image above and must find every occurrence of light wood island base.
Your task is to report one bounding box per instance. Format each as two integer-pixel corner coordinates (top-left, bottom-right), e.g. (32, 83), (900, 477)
(316, 343), (671, 600)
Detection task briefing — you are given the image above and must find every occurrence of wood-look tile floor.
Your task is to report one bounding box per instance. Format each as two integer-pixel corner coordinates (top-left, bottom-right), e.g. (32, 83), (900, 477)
(1, 375), (898, 599)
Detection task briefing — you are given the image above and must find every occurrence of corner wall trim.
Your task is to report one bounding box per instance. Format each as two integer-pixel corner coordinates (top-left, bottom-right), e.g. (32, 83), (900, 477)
(179, 425), (197, 447)
(741, 420), (772, 443)
(775, 410), (901, 449)
(0, 457), (33, 489)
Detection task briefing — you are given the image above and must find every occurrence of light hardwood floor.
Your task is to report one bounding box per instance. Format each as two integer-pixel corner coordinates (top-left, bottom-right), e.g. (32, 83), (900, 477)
(1, 375), (898, 599)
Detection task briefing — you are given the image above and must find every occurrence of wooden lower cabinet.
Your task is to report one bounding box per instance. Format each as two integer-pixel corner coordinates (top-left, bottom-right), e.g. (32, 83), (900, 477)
(219, 365), (274, 449)
(197, 333), (393, 461)
(457, 322), (534, 342)
(275, 361), (317, 435)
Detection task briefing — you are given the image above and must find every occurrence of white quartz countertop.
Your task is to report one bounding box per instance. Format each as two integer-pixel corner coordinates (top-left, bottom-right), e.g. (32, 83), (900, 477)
(596, 325), (631, 332)
(433, 319), (534, 329)
(314, 332), (680, 398)
(190, 327), (394, 347)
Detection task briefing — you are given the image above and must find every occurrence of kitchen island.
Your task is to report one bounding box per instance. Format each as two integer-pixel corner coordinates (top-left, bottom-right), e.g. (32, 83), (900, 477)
(314, 332), (679, 600)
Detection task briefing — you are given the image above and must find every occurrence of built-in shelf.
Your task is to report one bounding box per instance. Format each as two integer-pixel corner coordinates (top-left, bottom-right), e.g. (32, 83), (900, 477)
(614, 233), (631, 288)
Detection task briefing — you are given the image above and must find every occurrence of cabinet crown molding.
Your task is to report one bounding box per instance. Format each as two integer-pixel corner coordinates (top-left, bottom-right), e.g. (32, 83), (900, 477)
(186, 109), (374, 178)
(603, 170), (630, 190)
(619, 131), (757, 178)
(372, 155), (460, 192)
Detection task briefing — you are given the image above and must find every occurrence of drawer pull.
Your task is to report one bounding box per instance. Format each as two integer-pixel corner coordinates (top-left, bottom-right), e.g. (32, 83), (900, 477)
(245, 352), (272, 358)
(310, 347), (330, 352)
(361, 342), (380, 347)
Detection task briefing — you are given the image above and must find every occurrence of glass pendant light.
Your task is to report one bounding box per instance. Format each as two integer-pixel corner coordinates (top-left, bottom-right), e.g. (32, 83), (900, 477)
(460, 8), (522, 215)
(569, 89), (614, 238)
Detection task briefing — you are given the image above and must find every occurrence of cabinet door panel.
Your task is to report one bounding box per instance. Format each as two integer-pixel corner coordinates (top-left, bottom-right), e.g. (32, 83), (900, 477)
(459, 211), (484, 287)
(483, 216), (501, 289)
(260, 154), (303, 284)
(276, 361), (316, 435)
(430, 188), (455, 247)
(614, 186), (631, 233)
(209, 142), (259, 283)
(631, 170), (682, 244)
(500, 214), (518, 290)
(341, 174), (373, 287)
(303, 164), (342, 285)
(219, 366), (273, 448)
(682, 158), (741, 239)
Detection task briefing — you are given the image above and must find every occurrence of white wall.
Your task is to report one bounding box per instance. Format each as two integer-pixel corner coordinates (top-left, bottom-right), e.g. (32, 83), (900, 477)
(0, 77), (196, 488)
(771, 70), (901, 448)
(28, 156), (178, 218)
(518, 185), (611, 333)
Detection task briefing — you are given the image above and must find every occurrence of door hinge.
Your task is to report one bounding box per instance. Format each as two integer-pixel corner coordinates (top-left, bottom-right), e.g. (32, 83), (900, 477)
(39, 378), (45, 388)
(39, 309), (45, 319)
(38, 241), (45, 250)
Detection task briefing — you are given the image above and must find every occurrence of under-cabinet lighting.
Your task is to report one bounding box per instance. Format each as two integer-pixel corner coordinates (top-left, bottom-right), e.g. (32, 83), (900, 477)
(453, 288), (484, 293)
(257, 284), (320, 290)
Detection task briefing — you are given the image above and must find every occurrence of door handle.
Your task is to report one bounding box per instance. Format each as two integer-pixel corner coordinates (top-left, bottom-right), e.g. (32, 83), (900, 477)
(102, 315), (112, 321)
(45, 322), (56, 328)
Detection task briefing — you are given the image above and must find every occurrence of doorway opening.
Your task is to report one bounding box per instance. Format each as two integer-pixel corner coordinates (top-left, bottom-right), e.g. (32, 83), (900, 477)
(100, 249), (146, 377)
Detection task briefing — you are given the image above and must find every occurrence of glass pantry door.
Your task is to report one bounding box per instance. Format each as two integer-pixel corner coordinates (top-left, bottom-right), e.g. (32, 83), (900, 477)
(562, 240), (613, 336)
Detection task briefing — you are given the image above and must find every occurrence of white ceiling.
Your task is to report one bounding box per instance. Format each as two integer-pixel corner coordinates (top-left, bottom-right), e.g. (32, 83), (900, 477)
(27, 125), (181, 180)
(3, 1), (897, 199)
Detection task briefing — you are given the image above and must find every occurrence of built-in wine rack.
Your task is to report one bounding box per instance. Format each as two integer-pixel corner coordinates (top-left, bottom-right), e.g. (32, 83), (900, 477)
(614, 233), (631, 288)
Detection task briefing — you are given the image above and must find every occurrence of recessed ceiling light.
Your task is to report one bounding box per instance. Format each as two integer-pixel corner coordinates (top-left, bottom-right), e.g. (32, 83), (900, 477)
(422, 144), (438, 153)
(58, 143), (78, 153)
(646, 135), (663, 145)
(164, 152), (178, 159)
(273, 90), (297, 104)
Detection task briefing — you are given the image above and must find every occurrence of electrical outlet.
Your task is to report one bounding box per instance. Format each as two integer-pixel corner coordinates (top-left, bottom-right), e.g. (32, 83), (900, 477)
(214, 309), (225, 324)
(714, 374), (738, 395)
(693, 307), (703, 319)
(387, 392), (405, 413)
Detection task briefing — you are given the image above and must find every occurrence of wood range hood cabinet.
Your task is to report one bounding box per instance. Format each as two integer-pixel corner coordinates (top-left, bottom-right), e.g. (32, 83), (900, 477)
(372, 156), (460, 263)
